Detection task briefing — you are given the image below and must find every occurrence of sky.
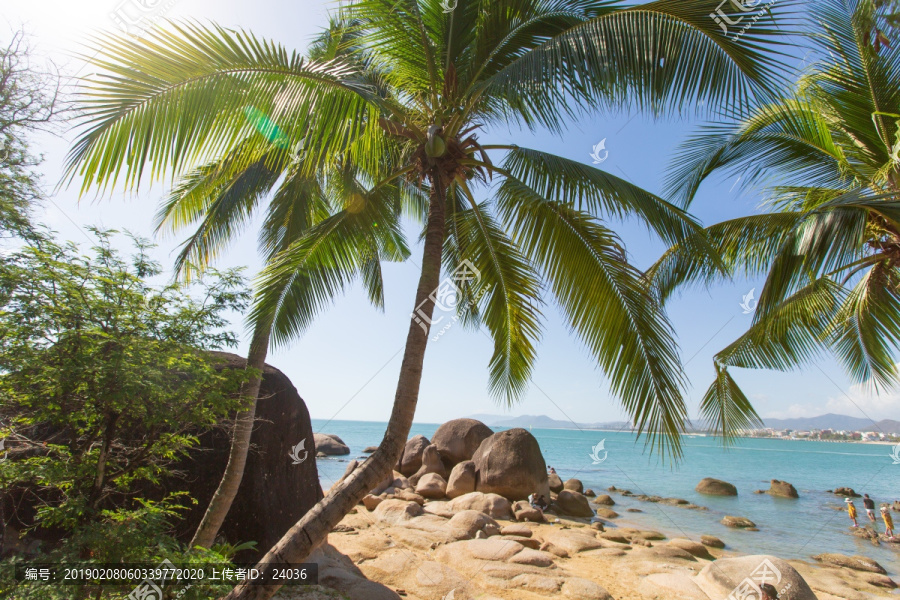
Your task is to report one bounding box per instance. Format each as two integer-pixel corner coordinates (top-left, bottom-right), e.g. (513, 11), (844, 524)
(4, 0), (899, 429)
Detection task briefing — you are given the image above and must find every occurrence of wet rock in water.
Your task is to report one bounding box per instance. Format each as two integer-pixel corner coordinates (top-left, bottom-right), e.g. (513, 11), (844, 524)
(659, 497), (690, 506)
(626, 508), (643, 513)
(833, 486), (860, 497)
(472, 428), (550, 501)
(448, 491), (513, 520)
(415, 473), (447, 500)
(398, 434), (429, 476)
(362, 446), (378, 453)
(593, 494), (615, 506)
(548, 471), (564, 493)
(553, 490), (595, 518)
(446, 460), (476, 499)
(431, 418), (493, 468)
(583, 488), (595, 497)
(695, 477), (737, 496)
(694, 555), (817, 600)
(563, 478), (584, 494)
(314, 433), (350, 455)
(813, 553), (887, 574)
(721, 515), (757, 529)
(765, 479), (799, 498)
(594, 508), (619, 519)
(701, 535), (725, 548)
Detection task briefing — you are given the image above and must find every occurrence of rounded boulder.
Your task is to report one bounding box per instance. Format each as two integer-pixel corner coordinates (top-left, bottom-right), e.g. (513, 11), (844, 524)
(431, 418), (494, 468)
(471, 428), (549, 501)
(314, 433), (350, 456)
(695, 477), (737, 496)
(398, 434), (430, 477)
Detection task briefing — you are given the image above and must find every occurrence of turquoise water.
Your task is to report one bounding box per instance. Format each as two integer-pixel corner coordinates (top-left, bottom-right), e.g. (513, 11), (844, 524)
(311, 419), (900, 571)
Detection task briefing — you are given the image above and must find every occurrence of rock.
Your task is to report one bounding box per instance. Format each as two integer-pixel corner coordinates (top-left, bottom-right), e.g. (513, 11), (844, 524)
(541, 529), (604, 554)
(640, 572), (709, 600)
(553, 490), (595, 518)
(590, 521), (604, 532)
(668, 538), (714, 559)
(500, 535), (541, 550)
(695, 477), (737, 496)
(660, 497), (690, 506)
(561, 577), (614, 600)
(446, 510), (500, 540)
(833, 486), (860, 497)
(594, 508), (619, 519)
(415, 473), (447, 499)
(471, 428), (550, 501)
(362, 494), (384, 511)
(446, 460), (476, 499)
(812, 553), (887, 574)
(626, 508), (642, 513)
(501, 524), (533, 537)
(409, 444), (448, 484)
(721, 515), (756, 529)
(694, 555), (817, 600)
(563, 478), (584, 494)
(448, 491), (513, 520)
(765, 479), (799, 498)
(583, 489), (595, 497)
(373, 499), (423, 525)
(593, 494), (615, 506)
(391, 490), (425, 505)
(509, 548), (555, 567)
(512, 500), (545, 523)
(156, 351), (323, 562)
(431, 418), (493, 468)
(701, 535), (725, 548)
(309, 543), (402, 600)
(398, 435), (430, 476)
(548, 471), (564, 493)
(314, 433), (350, 456)
(362, 446), (378, 453)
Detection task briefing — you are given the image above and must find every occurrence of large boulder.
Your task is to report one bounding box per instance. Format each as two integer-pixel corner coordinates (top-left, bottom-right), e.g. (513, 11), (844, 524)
(694, 555), (817, 600)
(415, 473), (447, 500)
(314, 433), (350, 456)
(563, 479), (584, 494)
(553, 490), (594, 518)
(448, 492), (513, 520)
(471, 428), (549, 501)
(431, 418), (493, 468)
(446, 510), (500, 540)
(765, 479), (799, 498)
(695, 477), (737, 496)
(398, 434), (430, 476)
(409, 443), (447, 484)
(446, 460), (476, 499)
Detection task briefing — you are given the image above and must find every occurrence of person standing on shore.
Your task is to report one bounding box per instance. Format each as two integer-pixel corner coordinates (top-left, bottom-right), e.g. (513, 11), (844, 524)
(882, 506), (895, 539)
(863, 494), (876, 523)
(846, 498), (859, 527)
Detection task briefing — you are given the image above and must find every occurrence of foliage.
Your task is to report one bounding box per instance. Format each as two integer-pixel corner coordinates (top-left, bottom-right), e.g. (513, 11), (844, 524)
(65, 0), (793, 460)
(0, 29), (60, 240)
(649, 0), (900, 438)
(0, 230), (251, 584)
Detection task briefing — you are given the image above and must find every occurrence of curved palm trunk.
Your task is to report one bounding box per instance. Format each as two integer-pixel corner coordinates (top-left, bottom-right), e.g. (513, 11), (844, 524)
(191, 322), (271, 548)
(222, 178), (447, 600)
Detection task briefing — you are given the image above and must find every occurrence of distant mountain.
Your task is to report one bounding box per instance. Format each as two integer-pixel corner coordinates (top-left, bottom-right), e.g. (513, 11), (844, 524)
(469, 412), (898, 434)
(762, 413), (882, 432)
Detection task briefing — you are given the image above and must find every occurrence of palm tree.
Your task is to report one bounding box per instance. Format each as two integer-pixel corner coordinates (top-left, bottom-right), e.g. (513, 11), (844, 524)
(649, 0), (900, 438)
(64, 0), (788, 597)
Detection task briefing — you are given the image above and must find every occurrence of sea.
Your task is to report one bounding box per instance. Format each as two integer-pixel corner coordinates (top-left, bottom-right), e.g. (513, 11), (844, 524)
(311, 419), (900, 568)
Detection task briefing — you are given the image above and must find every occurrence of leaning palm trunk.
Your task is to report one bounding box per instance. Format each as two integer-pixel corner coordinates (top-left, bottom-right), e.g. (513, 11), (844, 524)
(192, 322), (271, 548)
(222, 179), (447, 600)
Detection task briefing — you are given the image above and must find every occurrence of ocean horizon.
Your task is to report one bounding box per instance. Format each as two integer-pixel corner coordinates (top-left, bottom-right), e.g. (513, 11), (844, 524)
(311, 419), (900, 566)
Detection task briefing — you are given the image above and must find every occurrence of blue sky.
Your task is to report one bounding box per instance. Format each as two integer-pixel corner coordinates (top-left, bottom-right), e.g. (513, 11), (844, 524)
(6, 0), (899, 427)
